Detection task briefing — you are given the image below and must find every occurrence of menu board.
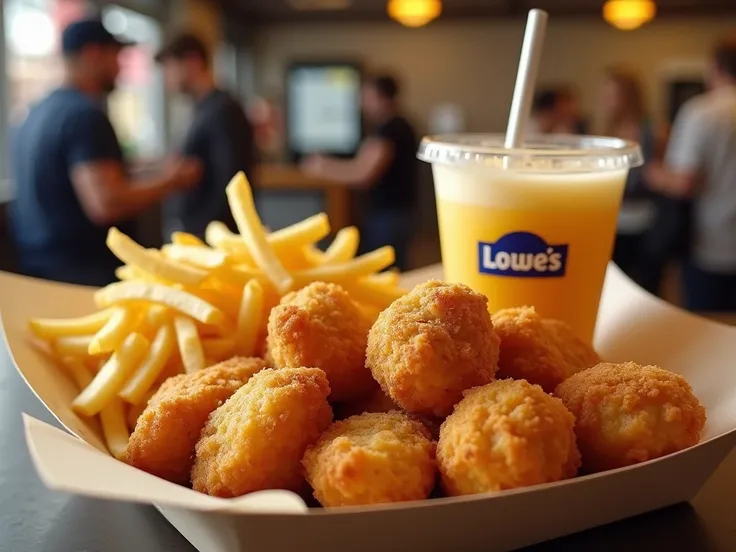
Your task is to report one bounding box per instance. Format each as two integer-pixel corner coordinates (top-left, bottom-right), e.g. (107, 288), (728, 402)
(286, 62), (362, 160)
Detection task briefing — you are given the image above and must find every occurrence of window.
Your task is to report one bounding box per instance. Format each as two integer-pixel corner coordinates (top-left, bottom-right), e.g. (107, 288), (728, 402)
(102, 5), (164, 160)
(4, 0), (89, 125)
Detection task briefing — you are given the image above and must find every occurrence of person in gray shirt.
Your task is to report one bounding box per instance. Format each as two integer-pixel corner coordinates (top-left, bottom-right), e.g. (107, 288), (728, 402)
(647, 37), (736, 311)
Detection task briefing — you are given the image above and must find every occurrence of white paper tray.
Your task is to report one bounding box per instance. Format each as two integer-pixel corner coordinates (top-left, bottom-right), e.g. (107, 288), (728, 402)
(2, 264), (735, 552)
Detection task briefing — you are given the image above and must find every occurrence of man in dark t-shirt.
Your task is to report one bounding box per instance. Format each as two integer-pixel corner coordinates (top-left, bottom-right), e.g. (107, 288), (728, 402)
(301, 74), (418, 270)
(155, 34), (258, 239)
(11, 19), (200, 286)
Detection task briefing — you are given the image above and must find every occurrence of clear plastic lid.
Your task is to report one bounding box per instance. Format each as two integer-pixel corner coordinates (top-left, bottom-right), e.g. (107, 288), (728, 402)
(417, 133), (643, 173)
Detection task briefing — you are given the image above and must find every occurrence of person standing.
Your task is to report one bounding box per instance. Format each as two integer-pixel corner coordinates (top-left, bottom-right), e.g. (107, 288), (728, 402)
(301, 74), (418, 270)
(647, 37), (736, 311)
(155, 33), (258, 239)
(601, 67), (665, 293)
(10, 19), (200, 286)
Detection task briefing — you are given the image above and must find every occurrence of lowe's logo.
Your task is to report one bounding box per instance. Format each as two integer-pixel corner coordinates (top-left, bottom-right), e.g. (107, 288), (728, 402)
(478, 232), (568, 278)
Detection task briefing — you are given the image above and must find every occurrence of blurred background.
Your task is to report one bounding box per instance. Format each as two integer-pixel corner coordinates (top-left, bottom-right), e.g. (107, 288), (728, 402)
(0, 0), (735, 305)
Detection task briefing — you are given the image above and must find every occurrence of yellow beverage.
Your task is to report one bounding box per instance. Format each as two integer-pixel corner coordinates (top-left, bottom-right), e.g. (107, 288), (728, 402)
(420, 135), (642, 343)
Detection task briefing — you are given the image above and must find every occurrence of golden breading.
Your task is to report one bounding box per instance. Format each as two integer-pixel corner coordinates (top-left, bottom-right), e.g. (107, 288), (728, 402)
(303, 411), (436, 507)
(366, 280), (500, 418)
(437, 379), (580, 496)
(267, 282), (375, 402)
(333, 387), (399, 420)
(554, 362), (706, 473)
(492, 307), (599, 392)
(125, 357), (268, 484)
(191, 367), (332, 497)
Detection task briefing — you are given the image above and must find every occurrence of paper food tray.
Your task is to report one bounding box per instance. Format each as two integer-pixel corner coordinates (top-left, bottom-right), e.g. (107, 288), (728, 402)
(2, 264), (735, 552)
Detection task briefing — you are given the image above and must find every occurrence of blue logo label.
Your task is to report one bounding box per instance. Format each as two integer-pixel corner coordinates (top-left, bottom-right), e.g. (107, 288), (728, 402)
(478, 232), (568, 278)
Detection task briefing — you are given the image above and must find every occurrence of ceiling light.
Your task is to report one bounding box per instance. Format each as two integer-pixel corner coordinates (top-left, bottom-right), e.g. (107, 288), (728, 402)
(387, 0), (442, 28)
(603, 0), (656, 31)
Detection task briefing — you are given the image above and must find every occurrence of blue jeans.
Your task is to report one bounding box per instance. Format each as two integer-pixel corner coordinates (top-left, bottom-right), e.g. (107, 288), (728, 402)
(359, 210), (411, 271)
(681, 263), (736, 312)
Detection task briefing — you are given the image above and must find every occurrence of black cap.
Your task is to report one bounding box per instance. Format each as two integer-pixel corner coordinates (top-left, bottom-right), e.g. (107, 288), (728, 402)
(61, 19), (134, 55)
(154, 33), (210, 64)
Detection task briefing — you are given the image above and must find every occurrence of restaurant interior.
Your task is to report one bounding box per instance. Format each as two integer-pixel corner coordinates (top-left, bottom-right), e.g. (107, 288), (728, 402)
(0, 0), (734, 289)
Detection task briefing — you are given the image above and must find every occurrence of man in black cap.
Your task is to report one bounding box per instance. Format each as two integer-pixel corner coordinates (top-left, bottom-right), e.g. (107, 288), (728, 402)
(10, 19), (200, 286)
(155, 33), (258, 239)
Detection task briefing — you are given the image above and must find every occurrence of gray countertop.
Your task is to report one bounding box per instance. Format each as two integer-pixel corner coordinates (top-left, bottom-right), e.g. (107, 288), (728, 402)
(1, 340), (734, 552)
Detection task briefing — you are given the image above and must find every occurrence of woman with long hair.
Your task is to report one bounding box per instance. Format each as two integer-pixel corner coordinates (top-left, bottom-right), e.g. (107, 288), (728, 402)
(602, 67), (664, 294)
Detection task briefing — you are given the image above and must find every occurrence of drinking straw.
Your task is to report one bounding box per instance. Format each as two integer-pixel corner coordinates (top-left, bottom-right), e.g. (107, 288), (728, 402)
(504, 9), (549, 149)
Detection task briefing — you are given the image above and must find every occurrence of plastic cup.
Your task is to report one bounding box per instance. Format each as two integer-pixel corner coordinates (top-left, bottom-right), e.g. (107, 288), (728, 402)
(417, 133), (643, 343)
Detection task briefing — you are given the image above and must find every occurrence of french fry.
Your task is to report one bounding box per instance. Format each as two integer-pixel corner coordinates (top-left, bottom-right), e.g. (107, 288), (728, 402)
(162, 244), (228, 270)
(205, 221), (250, 259)
(114, 265), (169, 283)
(365, 270), (400, 287)
(54, 335), (95, 358)
(29, 309), (113, 340)
(291, 246), (395, 288)
(95, 281), (225, 326)
(236, 279), (264, 357)
(171, 231), (205, 247)
(201, 337), (236, 360)
(269, 213), (330, 253)
(207, 214), (330, 262)
(119, 324), (175, 404)
(72, 333), (149, 417)
(99, 397), (130, 460)
(136, 304), (171, 338)
(341, 278), (407, 309)
(213, 264), (267, 287)
(174, 316), (206, 373)
(61, 357), (129, 459)
(187, 286), (240, 320)
(88, 306), (138, 355)
(322, 226), (360, 264)
(60, 357), (94, 389)
(225, 172), (293, 293)
(107, 227), (208, 286)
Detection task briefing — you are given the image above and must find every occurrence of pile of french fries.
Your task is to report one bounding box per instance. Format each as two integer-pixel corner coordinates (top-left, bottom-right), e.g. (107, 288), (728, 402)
(29, 172), (406, 460)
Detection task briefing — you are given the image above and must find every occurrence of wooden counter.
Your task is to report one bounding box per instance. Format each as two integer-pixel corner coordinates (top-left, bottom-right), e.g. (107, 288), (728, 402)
(257, 163), (351, 230)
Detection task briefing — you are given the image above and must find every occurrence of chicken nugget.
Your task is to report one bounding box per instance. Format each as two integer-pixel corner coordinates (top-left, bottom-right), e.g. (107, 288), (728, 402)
(191, 367), (332, 497)
(437, 379), (580, 496)
(125, 356), (268, 484)
(492, 307), (599, 392)
(555, 362), (706, 473)
(303, 411), (436, 507)
(267, 282), (375, 402)
(367, 280), (500, 418)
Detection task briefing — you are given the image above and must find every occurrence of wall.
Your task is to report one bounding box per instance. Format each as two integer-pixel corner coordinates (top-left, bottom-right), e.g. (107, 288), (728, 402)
(253, 16), (736, 135)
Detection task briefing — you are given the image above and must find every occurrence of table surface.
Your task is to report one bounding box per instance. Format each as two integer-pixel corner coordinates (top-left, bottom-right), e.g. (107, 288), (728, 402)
(2, 265), (736, 551)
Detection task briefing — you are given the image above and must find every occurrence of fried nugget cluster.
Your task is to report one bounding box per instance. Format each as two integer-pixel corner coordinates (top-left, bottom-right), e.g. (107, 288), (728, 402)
(192, 367), (333, 497)
(303, 411), (436, 507)
(555, 362), (707, 472)
(125, 356), (268, 484)
(437, 379), (580, 495)
(367, 280), (501, 417)
(123, 279), (707, 509)
(492, 307), (599, 392)
(268, 282), (375, 402)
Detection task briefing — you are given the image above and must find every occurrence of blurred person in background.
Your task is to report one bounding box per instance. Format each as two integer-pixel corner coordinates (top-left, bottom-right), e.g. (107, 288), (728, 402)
(529, 87), (589, 135)
(301, 74), (418, 270)
(647, 37), (736, 311)
(602, 66), (665, 293)
(155, 33), (258, 239)
(528, 89), (560, 134)
(10, 19), (200, 286)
